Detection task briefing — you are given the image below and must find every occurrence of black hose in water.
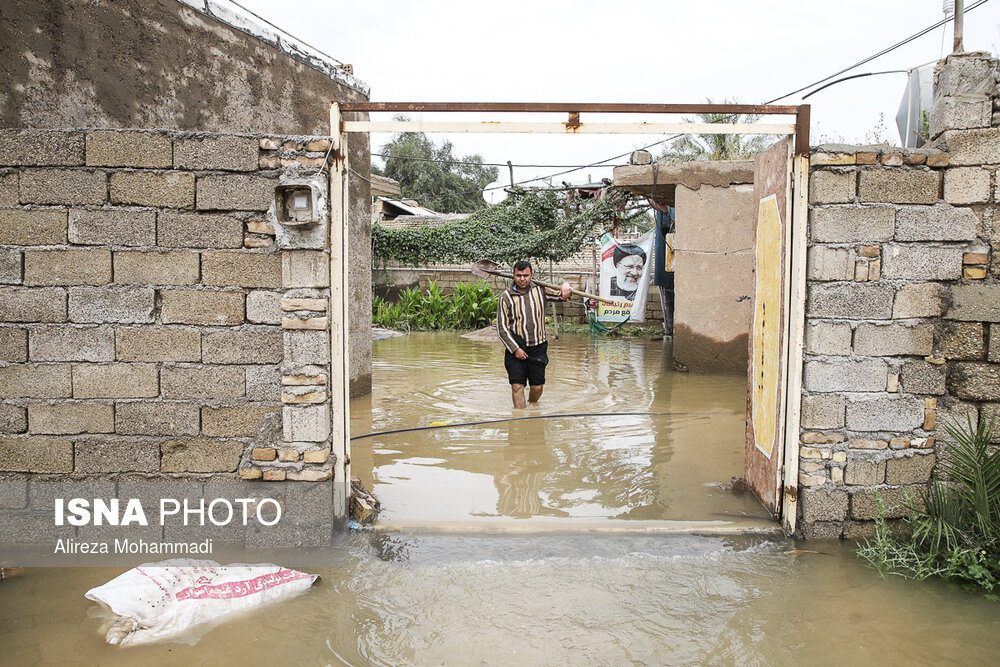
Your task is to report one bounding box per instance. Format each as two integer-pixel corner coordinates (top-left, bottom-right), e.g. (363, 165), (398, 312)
(350, 411), (705, 440)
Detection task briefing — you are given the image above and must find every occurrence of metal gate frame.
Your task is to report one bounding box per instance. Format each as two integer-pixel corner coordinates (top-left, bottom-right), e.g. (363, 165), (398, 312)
(328, 102), (810, 534)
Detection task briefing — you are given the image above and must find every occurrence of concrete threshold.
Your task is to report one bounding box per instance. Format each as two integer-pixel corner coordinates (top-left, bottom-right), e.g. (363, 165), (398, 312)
(371, 517), (783, 537)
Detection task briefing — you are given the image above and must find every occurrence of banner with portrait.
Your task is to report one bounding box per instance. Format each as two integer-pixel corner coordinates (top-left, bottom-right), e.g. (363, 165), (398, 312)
(597, 229), (655, 323)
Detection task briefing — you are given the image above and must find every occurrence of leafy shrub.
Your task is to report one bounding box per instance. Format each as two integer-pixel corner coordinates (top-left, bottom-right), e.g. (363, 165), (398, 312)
(857, 411), (1000, 595)
(372, 280), (498, 331)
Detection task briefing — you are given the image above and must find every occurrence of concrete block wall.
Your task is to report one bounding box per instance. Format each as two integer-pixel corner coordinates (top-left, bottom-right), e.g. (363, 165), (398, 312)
(0, 128), (355, 482)
(797, 52), (1000, 539)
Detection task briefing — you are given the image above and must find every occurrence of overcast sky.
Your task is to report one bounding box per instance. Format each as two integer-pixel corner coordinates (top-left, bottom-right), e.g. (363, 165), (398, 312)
(235, 0), (999, 201)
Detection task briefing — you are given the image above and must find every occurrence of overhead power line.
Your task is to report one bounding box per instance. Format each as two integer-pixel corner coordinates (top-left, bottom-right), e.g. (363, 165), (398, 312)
(766, 0), (990, 103)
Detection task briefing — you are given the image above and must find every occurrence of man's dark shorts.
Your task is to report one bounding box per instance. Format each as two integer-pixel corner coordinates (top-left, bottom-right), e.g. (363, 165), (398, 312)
(504, 341), (548, 386)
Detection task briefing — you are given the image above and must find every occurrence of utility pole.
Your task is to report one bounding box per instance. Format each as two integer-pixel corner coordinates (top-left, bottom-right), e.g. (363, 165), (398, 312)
(954, 0), (964, 53)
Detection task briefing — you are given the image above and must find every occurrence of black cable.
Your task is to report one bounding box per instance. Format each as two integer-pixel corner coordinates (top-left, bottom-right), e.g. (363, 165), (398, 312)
(350, 411), (705, 440)
(801, 70), (907, 100)
(766, 0), (990, 103)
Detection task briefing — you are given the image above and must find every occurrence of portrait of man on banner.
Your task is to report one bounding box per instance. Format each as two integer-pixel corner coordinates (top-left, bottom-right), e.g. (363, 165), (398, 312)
(597, 229), (655, 323)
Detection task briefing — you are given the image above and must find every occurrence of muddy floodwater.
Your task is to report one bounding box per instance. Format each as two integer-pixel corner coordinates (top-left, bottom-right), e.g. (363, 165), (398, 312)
(3, 332), (1000, 665)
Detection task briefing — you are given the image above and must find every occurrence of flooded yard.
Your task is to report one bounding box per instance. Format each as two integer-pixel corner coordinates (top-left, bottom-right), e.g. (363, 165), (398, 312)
(3, 332), (1000, 665)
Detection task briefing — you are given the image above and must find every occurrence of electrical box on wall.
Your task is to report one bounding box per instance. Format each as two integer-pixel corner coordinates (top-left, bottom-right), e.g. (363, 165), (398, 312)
(274, 183), (320, 225)
(268, 173), (329, 250)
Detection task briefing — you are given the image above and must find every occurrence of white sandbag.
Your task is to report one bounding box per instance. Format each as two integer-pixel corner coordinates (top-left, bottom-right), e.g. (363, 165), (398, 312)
(85, 558), (318, 646)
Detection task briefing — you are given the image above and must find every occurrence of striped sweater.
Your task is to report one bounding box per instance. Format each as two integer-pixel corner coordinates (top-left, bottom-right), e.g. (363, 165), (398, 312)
(496, 282), (549, 353)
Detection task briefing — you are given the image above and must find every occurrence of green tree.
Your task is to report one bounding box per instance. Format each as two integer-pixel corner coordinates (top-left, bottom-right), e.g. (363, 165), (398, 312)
(372, 121), (499, 213)
(657, 98), (775, 163)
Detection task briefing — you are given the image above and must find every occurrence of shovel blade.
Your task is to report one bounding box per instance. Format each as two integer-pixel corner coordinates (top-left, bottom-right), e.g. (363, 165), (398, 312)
(471, 259), (503, 279)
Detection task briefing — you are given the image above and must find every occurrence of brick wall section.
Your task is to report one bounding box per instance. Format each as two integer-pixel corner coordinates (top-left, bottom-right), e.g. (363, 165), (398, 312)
(797, 52), (1000, 539)
(0, 128), (356, 483)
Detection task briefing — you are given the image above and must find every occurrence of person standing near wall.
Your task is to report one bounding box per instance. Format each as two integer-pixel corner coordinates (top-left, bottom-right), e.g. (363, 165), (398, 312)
(497, 260), (572, 408)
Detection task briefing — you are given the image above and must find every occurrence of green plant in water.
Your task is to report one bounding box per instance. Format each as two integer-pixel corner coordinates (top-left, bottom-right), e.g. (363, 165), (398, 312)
(372, 280), (498, 331)
(857, 411), (1000, 595)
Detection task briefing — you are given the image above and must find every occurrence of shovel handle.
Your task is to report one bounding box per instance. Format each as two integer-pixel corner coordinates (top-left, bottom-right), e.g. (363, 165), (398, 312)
(477, 267), (619, 305)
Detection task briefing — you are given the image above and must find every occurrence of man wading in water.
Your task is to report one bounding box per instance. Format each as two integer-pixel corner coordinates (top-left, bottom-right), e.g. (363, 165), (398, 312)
(497, 260), (572, 408)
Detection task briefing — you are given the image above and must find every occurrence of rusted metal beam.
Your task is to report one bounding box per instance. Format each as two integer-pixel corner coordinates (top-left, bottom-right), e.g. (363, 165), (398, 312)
(794, 105), (810, 156)
(344, 120), (796, 135)
(339, 102), (802, 115)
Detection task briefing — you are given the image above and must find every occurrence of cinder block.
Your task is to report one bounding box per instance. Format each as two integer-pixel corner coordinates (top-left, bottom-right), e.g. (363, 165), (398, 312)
(0, 248), (19, 284)
(282, 251), (330, 288)
(0, 364), (71, 398)
(807, 283), (893, 319)
(203, 330), (282, 364)
(0, 129), (84, 166)
(18, 168), (107, 205)
(853, 322), (933, 356)
(0, 209), (67, 245)
(881, 244), (962, 280)
(885, 453), (936, 485)
(809, 206), (894, 243)
(801, 394), (846, 429)
(944, 167), (991, 205)
(29, 326), (114, 362)
(799, 487), (848, 523)
(161, 366), (245, 401)
(247, 290), (282, 324)
(844, 458), (885, 486)
(945, 285), (1000, 322)
(202, 250), (282, 288)
(283, 405), (330, 442)
(174, 135), (258, 171)
(115, 402), (199, 436)
(940, 322), (985, 360)
(806, 246), (853, 281)
(0, 437), (73, 472)
(931, 97), (992, 136)
(803, 358), (889, 392)
(28, 402), (113, 434)
(935, 54), (998, 98)
(948, 363), (1000, 401)
(202, 405), (281, 437)
(892, 283), (942, 319)
(894, 203), (977, 241)
(160, 289), (244, 325)
(849, 486), (920, 519)
(24, 249), (111, 286)
(0, 327), (27, 362)
(284, 330), (330, 364)
(196, 173), (277, 211)
(0, 172), (18, 206)
(113, 251), (199, 285)
(900, 360), (947, 395)
(69, 209), (157, 246)
(110, 171), (195, 209)
(845, 396), (925, 431)
(116, 327), (201, 362)
(805, 320), (852, 355)
(246, 365), (281, 401)
(72, 364), (159, 398)
(161, 438), (243, 473)
(991, 324), (1000, 362)
(85, 130), (172, 168)
(68, 286), (155, 323)
(0, 403), (26, 433)
(809, 170), (855, 204)
(157, 213), (243, 248)
(74, 438), (160, 473)
(0, 287), (67, 323)
(858, 169), (939, 204)
(943, 128), (1000, 166)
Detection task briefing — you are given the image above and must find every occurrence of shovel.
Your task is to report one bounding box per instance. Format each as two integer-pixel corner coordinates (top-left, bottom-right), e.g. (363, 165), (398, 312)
(471, 259), (619, 304)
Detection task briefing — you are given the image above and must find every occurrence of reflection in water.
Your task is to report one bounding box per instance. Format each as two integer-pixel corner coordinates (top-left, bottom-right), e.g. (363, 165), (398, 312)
(357, 332), (762, 524)
(4, 333), (1000, 665)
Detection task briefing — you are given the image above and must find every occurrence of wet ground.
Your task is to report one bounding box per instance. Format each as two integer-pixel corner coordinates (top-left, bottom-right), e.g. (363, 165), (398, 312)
(2, 332), (1000, 665)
